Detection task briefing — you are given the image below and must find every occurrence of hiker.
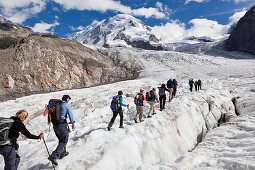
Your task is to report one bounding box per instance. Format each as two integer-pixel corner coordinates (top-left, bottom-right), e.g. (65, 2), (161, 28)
(166, 79), (173, 102)
(0, 110), (44, 170)
(158, 84), (169, 111)
(172, 79), (178, 97)
(108, 91), (129, 130)
(134, 89), (145, 123)
(189, 78), (194, 92)
(48, 95), (75, 166)
(198, 79), (202, 90)
(147, 88), (159, 117)
(194, 81), (198, 91)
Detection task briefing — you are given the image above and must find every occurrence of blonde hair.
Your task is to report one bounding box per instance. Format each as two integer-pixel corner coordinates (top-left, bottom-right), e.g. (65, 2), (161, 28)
(16, 110), (28, 116)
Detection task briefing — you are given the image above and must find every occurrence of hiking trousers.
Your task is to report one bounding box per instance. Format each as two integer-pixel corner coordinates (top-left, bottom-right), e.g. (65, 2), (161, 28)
(189, 85), (193, 92)
(148, 101), (156, 116)
(135, 106), (144, 121)
(159, 95), (166, 110)
(108, 109), (124, 128)
(0, 145), (20, 170)
(168, 88), (173, 101)
(51, 123), (69, 159)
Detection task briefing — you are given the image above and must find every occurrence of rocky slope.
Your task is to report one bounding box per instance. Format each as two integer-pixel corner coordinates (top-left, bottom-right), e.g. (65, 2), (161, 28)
(0, 17), (141, 101)
(68, 14), (163, 50)
(226, 4), (255, 54)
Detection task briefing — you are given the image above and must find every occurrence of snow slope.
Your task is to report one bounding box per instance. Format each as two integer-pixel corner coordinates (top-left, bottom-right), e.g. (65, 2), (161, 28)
(0, 47), (255, 170)
(68, 14), (161, 49)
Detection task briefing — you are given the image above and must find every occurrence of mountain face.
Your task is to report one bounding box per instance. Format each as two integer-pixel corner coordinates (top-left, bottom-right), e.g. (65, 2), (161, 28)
(68, 14), (163, 50)
(0, 16), (141, 101)
(226, 5), (255, 54)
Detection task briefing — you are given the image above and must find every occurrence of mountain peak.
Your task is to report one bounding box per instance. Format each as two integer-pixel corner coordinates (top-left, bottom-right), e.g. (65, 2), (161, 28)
(68, 14), (163, 50)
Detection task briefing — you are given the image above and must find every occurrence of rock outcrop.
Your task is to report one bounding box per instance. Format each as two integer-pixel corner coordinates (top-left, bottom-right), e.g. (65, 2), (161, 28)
(226, 5), (255, 54)
(0, 17), (141, 101)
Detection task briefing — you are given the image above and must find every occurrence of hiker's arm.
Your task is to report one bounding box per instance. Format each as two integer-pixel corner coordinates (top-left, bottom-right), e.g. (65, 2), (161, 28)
(120, 97), (127, 107)
(66, 105), (75, 123)
(18, 122), (40, 139)
(142, 95), (145, 100)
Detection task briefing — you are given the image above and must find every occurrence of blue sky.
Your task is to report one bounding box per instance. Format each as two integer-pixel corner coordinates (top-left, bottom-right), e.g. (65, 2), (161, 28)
(0, 0), (254, 38)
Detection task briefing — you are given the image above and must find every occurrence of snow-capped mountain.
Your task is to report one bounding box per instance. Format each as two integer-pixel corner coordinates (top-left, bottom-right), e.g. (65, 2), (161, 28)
(68, 14), (163, 50)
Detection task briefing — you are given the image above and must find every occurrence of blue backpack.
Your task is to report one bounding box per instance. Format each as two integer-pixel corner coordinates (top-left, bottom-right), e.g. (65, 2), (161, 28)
(167, 80), (173, 88)
(110, 96), (121, 111)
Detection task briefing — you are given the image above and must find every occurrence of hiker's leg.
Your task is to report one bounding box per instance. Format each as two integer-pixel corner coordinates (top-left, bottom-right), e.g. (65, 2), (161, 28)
(148, 102), (153, 116)
(119, 110), (124, 127)
(52, 123), (69, 158)
(162, 95), (166, 109)
(108, 111), (118, 127)
(159, 96), (163, 109)
(139, 106), (144, 121)
(0, 145), (17, 170)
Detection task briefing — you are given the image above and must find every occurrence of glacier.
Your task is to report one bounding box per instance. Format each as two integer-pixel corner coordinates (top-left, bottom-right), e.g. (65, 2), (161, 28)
(0, 47), (255, 170)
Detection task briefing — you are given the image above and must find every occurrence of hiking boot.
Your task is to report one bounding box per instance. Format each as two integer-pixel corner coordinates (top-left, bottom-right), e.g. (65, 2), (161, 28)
(160, 108), (162, 111)
(119, 126), (124, 128)
(60, 152), (69, 159)
(48, 155), (58, 166)
(140, 120), (144, 122)
(134, 119), (138, 123)
(107, 126), (111, 131)
(147, 116), (152, 118)
(152, 113), (156, 115)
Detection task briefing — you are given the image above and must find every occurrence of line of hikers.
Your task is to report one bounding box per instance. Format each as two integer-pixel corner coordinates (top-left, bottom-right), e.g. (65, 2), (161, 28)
(189, 78), (202, 92)
(0, 78), (201, 169)
(107, 78), (178, 130)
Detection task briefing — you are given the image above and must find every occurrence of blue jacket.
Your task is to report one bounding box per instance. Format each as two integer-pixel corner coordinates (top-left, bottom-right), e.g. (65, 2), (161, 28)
(117, 95), (127, 107)
(61, 101), (75, 123)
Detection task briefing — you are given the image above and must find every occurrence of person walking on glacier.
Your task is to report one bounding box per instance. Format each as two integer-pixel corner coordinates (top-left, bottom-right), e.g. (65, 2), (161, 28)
(134, 89), (145, 123)
(108, 91), (129, 130)
(48, 95), (75, 166)
(198, 79), (202, 90)
(194, 80), (198, 91)
(189, 78), (194, 92)
(166, 79), (173, 102)
(158, 84), (169, 111)
(147, 88), (159, 117)
(0, 110), (44, 170)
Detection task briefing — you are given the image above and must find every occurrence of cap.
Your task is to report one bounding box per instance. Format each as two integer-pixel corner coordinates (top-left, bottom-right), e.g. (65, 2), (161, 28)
(62, 95), (71, 101)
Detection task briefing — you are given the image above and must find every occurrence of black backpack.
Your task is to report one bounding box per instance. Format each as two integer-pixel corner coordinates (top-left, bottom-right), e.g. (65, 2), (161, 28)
(0, 117), (14, 145)
(47, 99), (62, 124)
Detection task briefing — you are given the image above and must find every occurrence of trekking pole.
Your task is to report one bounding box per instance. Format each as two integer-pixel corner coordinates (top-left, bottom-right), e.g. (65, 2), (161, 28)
(42, 138), (56, 170)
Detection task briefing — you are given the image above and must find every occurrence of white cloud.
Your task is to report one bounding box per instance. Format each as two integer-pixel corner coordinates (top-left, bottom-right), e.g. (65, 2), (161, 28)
(222, 0), (249, 4)
(53, 0), (166, 19)
(184, 0), (209, 5)
(69, 25), (86, 31)
(0, 0), (46, 24)
(187, 18), (229, 39)
(132, 7), (165, 19)
(151, 10), (246, 43)
(31, 21), (59, 33)
(151, 20), (186, 42)
(229, 9), (246, 24)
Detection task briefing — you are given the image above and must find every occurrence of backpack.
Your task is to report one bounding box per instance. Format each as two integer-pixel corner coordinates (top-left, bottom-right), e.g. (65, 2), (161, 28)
(47, 99), (62, 124)
(110, 96), (121, 111)
(145, 92), (151, 101)
(167, 80), (173, 88)
(134, 94), (143, 106)
(173, 79), (177, 86)
(0, 117), (14, 145)
(158, 87), (165, 96)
